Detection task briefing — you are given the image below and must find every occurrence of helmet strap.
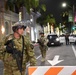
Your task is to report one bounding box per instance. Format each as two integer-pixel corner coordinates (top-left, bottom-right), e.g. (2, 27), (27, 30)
(14, 30), (21, 36)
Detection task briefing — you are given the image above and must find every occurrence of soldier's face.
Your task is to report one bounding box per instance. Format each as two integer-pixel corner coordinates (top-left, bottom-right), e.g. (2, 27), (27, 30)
(41, 34), (44, 37)
(17, 28), (24, 35)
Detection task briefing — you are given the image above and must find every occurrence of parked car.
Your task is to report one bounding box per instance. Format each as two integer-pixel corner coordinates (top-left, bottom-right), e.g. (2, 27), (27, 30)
(73, 35), (76, 44)
(69, 34), (75, 44)
(59, 34), (65, 44)
(47, 33), (61, 46)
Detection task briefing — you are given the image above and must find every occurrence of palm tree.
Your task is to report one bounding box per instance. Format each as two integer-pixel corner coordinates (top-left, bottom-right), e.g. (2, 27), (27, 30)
(5, 0), (46, 24)
(5, 0), (45, 14)
(37, 13), (56, 33)
(37, 14), (56, 26)
(5, 0), (16, 12)
(48, 15), (56, 33)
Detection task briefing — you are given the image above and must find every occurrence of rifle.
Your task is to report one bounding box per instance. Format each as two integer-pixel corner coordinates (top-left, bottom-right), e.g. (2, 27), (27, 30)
(5, 36), (24, 75)
(12, 49), (23, 75)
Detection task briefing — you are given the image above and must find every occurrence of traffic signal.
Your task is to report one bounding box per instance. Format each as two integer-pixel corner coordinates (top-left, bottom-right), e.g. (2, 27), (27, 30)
(72, 26), (75, 30)
(72, 27), (75, 30)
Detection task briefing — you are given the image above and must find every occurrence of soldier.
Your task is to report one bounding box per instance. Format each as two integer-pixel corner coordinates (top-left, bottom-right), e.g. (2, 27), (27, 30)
(0, 24), (36, 75)
(38, 32), (48, 62)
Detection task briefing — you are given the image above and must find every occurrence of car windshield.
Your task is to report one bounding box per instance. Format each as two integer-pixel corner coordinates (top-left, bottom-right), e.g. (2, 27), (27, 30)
(47, 35), (58, 39)
(69, 35), (74, 37)
(59, 35), (65, 37)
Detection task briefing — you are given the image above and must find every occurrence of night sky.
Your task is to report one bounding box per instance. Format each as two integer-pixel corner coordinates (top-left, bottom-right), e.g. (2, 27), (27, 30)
(40, 0), (76, 23)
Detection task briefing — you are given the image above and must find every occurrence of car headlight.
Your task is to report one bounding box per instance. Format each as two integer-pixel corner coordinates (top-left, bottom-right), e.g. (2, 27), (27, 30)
(56, 38), (59, 41)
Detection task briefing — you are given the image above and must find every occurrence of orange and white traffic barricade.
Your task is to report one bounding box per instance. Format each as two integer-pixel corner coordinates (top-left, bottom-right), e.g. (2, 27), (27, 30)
(28, 66), (76, 75)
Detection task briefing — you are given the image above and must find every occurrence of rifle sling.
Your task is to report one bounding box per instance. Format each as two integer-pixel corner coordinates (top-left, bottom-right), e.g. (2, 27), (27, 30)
(21, 36), (24, 68)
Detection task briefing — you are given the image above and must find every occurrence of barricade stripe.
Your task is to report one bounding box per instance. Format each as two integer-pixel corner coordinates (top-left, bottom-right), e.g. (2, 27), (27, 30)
(44, 67), (63, 75)
(31, 66), (51, 75)
(72, 70), (76, 75)
(58, 67), (76, 75)
(28, 66), (76, 75)
(28, 67), (37, 75)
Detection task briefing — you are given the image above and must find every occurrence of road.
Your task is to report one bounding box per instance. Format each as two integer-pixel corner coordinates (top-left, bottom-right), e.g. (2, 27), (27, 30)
(26, 43), (76, 75)
(33, 43), (76, 66)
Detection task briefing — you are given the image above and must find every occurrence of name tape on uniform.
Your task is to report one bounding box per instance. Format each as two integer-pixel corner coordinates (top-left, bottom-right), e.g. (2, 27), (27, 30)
(28, 66), (76, 75)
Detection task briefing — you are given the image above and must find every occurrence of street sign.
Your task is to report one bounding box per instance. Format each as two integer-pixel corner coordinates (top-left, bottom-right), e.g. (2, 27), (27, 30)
(68, 10), (73, 22)
(28, 66), (76, 75)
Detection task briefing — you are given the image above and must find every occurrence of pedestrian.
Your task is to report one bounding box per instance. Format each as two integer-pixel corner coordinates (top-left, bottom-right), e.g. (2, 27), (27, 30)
(0, 24), (36, 75)
(65, 33), (69, 45)
(38, 32), (48, 62)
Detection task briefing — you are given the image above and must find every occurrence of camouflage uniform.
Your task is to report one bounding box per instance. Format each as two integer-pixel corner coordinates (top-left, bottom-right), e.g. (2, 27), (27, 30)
(38, 34), (48, 62)
(0, 34), (36, 75)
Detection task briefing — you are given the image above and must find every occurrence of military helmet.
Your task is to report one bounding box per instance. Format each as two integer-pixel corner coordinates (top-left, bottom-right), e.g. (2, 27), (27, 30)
(12, 24), (26, 32)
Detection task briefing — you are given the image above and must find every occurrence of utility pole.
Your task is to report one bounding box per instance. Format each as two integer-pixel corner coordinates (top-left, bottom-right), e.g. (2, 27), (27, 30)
(73, 5), (75, 26)
(62, 3), (75, 33)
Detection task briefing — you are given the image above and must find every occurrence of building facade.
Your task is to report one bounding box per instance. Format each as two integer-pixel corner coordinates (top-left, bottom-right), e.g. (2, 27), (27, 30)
(0, 0), (42, 42)
(0, 0), (19, 40)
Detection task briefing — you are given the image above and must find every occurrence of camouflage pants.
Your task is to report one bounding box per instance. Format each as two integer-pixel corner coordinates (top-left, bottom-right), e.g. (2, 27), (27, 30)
(4, 62), (26, 75)
(39, 46), (47, 58)
(1, 53), (26, 75)
(0, 51), (36, 75)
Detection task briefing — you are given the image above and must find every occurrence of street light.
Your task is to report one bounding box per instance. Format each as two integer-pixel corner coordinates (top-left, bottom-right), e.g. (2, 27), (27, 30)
(62, 2), (75, 26)
(62, 3), (67, 7)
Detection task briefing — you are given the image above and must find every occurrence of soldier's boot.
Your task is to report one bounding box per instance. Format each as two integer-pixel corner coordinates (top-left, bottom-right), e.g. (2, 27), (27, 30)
(41, 54), (46, 62)
(41, 57), (45, 62)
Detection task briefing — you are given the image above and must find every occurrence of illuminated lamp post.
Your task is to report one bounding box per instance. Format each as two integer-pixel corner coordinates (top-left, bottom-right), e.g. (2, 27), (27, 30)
(62, 2), (75, 26)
